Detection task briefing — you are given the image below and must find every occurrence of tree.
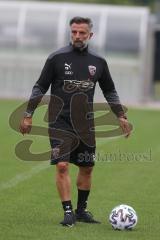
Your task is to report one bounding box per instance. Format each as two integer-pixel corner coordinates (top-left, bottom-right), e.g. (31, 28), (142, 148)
(47, 0), (154, 6)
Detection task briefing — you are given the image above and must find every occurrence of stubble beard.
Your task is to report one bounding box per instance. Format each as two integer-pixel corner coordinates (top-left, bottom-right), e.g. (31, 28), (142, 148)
(72, 39), (89, 50)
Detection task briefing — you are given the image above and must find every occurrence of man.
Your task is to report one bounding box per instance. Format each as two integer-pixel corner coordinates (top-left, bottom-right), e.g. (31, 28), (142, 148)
(20, 16), (131, 227)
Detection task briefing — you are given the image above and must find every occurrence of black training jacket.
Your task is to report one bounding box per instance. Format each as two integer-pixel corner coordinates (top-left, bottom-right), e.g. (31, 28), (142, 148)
(26, 44), (124, 128)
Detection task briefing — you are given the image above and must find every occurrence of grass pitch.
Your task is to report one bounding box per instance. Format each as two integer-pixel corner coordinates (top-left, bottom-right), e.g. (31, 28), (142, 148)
(0, 99), (160, 240)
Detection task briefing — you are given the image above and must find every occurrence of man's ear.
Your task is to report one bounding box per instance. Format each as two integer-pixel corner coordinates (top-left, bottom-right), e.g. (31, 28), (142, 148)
(89, 32), (93, 39)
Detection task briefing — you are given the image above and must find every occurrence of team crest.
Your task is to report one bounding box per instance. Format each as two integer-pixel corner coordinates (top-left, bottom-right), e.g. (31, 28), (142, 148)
(88, 65), (96, 76)
(52, 147), (60, 159)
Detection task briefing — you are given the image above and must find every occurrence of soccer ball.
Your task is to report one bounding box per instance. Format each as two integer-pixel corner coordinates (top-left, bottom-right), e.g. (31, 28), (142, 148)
(109, 204), (138, 230)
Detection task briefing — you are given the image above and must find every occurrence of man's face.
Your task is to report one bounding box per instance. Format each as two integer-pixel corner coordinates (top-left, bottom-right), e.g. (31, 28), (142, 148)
(70, 23), (93, 49)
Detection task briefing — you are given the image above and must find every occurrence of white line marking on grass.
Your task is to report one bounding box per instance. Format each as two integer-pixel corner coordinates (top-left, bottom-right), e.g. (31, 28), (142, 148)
(0, 162), (49, 191)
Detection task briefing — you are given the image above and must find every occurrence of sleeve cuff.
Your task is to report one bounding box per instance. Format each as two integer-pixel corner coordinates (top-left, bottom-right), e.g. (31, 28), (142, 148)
(23, 111), (33, 118)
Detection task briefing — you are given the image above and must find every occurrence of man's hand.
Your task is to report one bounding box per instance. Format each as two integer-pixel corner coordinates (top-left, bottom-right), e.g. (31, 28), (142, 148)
(118, 117), (131, 138)
(19, 117), (32, 135)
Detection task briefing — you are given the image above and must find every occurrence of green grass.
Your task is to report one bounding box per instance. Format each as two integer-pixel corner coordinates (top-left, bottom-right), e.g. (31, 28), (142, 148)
(0, 99), (160, 240)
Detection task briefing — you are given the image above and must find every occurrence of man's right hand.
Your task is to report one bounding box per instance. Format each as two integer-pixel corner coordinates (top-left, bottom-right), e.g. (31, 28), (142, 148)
(19, 117), (32, 135)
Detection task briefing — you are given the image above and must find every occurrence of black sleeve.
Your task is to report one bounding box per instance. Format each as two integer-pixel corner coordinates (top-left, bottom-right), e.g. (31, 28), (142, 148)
(98, 59), (126, 118)
(25, 57), (54, 116)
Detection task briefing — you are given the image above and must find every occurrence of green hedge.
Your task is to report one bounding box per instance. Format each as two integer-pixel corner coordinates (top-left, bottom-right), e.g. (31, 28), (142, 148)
(47, 0), (155, 7)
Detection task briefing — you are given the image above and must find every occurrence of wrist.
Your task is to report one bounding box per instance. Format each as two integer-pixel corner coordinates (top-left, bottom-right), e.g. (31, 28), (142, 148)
(117, 112), (127, 120)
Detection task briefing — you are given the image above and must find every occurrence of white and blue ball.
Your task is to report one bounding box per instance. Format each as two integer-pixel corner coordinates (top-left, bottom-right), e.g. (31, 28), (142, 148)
(109, 204), (138, 230)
